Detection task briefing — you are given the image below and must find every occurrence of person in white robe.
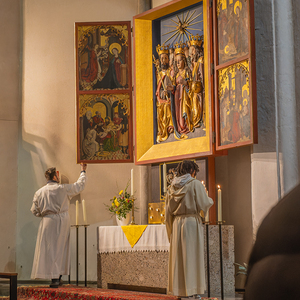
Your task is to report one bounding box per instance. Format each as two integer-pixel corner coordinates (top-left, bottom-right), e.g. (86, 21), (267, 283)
(165, 160), (213, 299)
(30, 163), (87, 287)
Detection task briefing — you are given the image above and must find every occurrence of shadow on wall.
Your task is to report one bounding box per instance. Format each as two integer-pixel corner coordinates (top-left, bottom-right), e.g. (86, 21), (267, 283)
(4, 248), (16, 273)
(17, 130), (75, 280)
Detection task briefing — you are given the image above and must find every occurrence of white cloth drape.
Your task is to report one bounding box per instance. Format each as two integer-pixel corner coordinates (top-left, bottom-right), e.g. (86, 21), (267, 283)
(97, 225), (169, 253)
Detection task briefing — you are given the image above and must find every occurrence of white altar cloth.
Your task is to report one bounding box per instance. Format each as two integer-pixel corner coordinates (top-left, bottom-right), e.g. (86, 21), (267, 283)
(97, 224), (170, 253)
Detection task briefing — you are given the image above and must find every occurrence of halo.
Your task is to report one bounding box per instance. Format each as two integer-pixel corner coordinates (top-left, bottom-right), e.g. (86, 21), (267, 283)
(109, 43), (122, 55)
(234, 1), (242, 14)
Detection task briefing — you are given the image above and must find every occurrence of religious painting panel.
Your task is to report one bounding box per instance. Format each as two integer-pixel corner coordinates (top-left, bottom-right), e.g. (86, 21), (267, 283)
(77, 93), (133, 163)
(217, 60), (254, 147)
(134, 0), (213, 164)
(158, 159), (208, 200)
(76, 22), (131, 92)
(216, 0), (249, 65)
(213, 0), (257, 150)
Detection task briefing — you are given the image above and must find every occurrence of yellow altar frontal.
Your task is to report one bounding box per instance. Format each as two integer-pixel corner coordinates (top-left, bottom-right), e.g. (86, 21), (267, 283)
(97, 224), (169, 253)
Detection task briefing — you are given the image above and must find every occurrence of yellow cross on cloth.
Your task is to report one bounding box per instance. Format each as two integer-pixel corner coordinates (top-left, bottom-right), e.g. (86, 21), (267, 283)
(121, 225), (148, 248)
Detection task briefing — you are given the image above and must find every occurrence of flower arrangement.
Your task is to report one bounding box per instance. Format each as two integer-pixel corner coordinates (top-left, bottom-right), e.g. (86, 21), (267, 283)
(106, 182), (135, 220)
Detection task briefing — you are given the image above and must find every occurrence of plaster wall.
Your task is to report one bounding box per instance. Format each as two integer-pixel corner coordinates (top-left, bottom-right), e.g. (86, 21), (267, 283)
(17, 0), (138, 281)
(152, 0), (169, 8)
(0, 0), (21, 272)
(216, 147), (252, 266)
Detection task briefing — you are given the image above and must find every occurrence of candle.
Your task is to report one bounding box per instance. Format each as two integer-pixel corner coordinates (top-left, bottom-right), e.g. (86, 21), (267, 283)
(131, 169), (134, 196)
(205, 210), (210, 223)
(76, 200), (79, 225)
(163, 163), (167, 193)
(217, 185), (222, 222)
(82, 199), (87, 225)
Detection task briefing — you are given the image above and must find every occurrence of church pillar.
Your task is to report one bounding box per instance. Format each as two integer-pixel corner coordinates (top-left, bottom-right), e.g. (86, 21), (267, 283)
(138, 165), (151, 224)
(251, 0), (299, 236)
(251, 0), (279, 235)
(138, 0), (151, 13)
(274, 0), (299, 195)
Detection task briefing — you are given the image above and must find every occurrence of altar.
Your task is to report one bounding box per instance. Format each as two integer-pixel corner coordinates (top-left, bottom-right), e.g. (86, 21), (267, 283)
(97, 224), (235, 296)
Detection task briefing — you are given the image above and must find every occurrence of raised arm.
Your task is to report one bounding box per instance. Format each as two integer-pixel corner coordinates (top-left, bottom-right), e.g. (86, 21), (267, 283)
(65, 163), (87, 197)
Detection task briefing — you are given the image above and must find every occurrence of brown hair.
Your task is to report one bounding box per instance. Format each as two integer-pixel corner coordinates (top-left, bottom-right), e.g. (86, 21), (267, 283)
(45, 167), (57, 181)
(176, 160), (199, 177)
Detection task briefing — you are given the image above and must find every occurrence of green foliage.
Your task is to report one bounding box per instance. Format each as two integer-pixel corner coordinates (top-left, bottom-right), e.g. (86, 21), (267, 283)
(105, 181), (134, 220)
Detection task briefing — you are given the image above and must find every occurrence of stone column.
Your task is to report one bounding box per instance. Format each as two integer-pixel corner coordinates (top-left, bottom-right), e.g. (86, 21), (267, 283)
(139, 165), (151, 224)
(138, 0), (151, 13)
(274, 0), (298, 195)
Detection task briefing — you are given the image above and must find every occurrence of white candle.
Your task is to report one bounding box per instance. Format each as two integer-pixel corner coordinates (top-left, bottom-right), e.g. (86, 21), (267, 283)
(163, 163), (167, 193)
(131, 169), (134, 196)
(205, 187), (209, 223)
(217, 185), (222, 222)
(82, 199), (87, 225)
(76, 200), (79, 225)
(205, 210), (210, 223)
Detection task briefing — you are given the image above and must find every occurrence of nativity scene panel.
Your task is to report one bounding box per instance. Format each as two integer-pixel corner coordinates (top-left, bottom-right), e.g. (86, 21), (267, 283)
(77, 93), (132, 163)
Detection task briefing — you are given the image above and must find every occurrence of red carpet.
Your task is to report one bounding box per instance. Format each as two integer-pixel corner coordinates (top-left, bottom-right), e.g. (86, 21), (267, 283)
(15, 285), (219, 300)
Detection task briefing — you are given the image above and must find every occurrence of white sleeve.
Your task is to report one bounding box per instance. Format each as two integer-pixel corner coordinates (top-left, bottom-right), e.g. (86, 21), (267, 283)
(165, 190), (173, 243)
(65, 172), (87, 198)
(30, 191), (42, 217)
(195, 180), (214, 215)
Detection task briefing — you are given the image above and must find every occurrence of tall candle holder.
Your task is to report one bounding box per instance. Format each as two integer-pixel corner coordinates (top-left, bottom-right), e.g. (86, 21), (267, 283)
(130, 197), (136, 225)
(70, 224), (90, 286)
(160, 194), (166, 224)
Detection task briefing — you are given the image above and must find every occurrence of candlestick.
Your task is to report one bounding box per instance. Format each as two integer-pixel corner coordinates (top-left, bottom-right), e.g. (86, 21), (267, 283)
(76, 200), (79, 225)
(217, 185), (222, 222)
(205, 187), (209, 222)
(205, 210), (210, 223)
(130, 197), (136, 225)
(163, 163), (167, 193)
(131, 169), (134, 196)
(82, 199), (87, 225)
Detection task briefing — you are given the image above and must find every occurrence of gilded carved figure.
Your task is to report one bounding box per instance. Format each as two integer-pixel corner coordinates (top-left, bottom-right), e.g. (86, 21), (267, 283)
(153, 34), (205, 143)
(188, 34), (204, 129)
(154, 44), (174, 143)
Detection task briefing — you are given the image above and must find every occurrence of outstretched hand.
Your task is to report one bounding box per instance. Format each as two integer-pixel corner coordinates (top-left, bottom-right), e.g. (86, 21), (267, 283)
(81, 163), (87, 171)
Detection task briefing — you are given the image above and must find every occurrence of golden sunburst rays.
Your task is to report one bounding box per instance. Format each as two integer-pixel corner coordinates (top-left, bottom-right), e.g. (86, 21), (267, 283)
(162, 9), (203, 45)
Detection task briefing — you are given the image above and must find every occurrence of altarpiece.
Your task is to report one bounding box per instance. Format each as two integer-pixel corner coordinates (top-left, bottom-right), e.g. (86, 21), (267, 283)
(133, 0), (256, 164)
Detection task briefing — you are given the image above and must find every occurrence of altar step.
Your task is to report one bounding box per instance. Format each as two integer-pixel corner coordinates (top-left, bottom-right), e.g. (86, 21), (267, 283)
(0, 285), (219, 300)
